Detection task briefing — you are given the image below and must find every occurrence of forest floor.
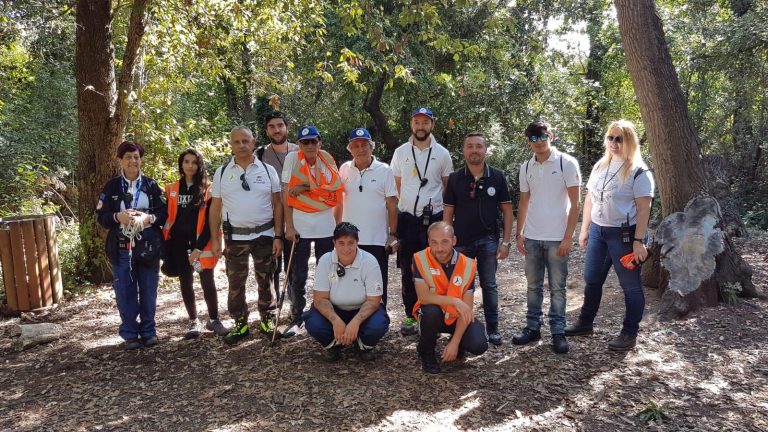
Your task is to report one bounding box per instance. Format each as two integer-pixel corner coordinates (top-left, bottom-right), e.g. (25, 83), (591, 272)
(1, 231), (767, 432)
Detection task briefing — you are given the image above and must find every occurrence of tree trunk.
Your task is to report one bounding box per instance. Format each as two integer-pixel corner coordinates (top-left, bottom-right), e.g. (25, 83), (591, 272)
(580, 2), (608, 170)
(363, 73), (399, 153)
(614, 0), (757, 318)
(75, 0), (150, 283)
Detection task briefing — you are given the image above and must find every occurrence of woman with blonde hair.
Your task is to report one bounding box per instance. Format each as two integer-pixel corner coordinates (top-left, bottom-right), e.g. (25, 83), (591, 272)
(565, 120), (654, 351)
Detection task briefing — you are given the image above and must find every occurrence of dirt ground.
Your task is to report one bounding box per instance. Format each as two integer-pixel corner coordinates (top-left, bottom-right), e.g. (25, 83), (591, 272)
(1, 232), (767, 432)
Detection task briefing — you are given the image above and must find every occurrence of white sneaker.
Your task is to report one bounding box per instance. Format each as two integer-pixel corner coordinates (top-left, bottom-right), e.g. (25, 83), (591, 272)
(185, 319), (202, 339)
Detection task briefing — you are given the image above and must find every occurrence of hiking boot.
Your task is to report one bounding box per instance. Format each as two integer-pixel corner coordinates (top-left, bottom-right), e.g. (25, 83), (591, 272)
(123, 338), (142, 350)
(400, 317), (418, 336)
(564, 321), (594, 337)
(421, 352), (441, 374)
(552, 334), (569, 354)
(608, 334), (636, 352)
(206, 319), (229, 337)
(512, 327), (541, 345)
(142, 336), (158, 348)
(259, 313), (276, 336)
(224, 319), (249, 345)
(325, 345), (343, 362)
(487, 324), (503, 346)
(185, 319), (202, 339)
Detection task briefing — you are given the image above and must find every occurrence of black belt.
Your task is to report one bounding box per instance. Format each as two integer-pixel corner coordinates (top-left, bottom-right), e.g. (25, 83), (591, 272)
(231, 220), (275, 235)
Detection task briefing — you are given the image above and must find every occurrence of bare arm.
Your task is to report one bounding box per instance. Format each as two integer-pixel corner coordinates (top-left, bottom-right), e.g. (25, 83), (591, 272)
(497, 202), (514, 260)
(385, 196), (399, 251)
(557, 186), (580, 257)
(442, 205), (455, 224)
(579, 193), (593, 248)
(271, 192), (284, 256)
(334, 198), (344, 224)
(441, 176), (448, 192)
(632, 196), (653, 263)
(209, 197), (223, 258)
(313, 290), (346, 344)
(394, 176), (401, 196)
(515, 191), (530, 254)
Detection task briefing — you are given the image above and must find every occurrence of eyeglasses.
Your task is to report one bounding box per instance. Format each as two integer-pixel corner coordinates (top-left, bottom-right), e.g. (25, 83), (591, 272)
(240, 173), (250, 191)
(336, 263), (346, 277)
(528, 135), (549, 142)
(299, 139), (319, 146)
(606, 135), (623, 144)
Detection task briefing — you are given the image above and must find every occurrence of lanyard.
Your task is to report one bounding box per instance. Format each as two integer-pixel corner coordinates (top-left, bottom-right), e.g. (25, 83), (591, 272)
(599, 161), (625, 202)
(123, 176), (142, 209)
(411, 144), (433, 214)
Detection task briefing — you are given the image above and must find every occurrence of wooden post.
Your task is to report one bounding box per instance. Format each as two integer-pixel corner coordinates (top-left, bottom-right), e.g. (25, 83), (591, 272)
(34, 218), (53, 307)
(44, 216), (63, 303)
(0, 227), (18, 309)
(21, 220), (42, 309)
(8, 221), (30, 311)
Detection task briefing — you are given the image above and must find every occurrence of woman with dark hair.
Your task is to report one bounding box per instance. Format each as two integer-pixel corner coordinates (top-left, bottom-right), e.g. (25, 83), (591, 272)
(96, 141), (167, 350)
(303, 222), (390, 361)
(162, 149), (227, 339)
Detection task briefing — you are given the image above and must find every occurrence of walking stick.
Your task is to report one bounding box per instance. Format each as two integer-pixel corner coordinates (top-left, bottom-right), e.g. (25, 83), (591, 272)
(271, 236), (298, 344)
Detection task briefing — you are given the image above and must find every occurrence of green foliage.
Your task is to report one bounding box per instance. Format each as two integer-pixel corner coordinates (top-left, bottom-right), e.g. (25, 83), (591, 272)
(56, 220), (91, 291)
(636, 398), (670, 424)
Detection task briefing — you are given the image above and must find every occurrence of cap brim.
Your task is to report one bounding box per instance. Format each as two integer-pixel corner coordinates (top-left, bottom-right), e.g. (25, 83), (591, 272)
(412, 113), (433, 119)
(298, 135), (320, 140)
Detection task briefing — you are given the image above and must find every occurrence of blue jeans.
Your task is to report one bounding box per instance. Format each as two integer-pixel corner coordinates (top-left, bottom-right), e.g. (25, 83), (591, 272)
(579, 223), (645, 337)
(523, 239), (568, 334)
(456, 236), (499, 329)
(303, 303), (390, 348)
(112, 249), (159, 341)
(288, 237), (333, 320)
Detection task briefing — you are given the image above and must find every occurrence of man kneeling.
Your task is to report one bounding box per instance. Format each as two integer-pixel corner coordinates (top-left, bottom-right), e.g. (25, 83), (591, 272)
(304, 222), (390, 361)
(414, 222), (488, 374)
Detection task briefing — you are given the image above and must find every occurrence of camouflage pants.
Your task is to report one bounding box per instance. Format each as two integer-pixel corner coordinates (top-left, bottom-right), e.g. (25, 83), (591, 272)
(224, 236), (276, 321)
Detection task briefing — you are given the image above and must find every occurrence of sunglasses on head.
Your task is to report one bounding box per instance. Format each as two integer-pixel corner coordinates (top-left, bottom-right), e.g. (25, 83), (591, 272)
(528, 135), (549, 142)
(336, 263), (346, 278)
(606, 135), (623, 144)
(240, 173), (250, 191)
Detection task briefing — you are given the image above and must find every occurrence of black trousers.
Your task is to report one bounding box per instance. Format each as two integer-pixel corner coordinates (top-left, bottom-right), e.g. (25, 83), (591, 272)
(397, 211), (442, 318)
(416, 304), (488, 357)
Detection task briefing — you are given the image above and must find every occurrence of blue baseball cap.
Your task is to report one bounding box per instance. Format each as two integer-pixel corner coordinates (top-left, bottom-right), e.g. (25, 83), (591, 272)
(412, 107), (434, 120)
(348, 128), (372, 141)
(297, 125), (321, 141)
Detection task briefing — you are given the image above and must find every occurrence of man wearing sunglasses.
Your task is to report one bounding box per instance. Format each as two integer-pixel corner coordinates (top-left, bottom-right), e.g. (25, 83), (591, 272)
(513, 121), (581, 354)
(282, 125), (344, 336)
(443, 133), (514, 346)
(390, 107), (453, 336)
(209, 126), (284, 344)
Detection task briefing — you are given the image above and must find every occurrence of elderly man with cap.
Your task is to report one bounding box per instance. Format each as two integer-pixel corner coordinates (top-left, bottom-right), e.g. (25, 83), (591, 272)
(334, 128), (398, 305)
(282, 125), (344, 335)
(390, 107), (453, 336)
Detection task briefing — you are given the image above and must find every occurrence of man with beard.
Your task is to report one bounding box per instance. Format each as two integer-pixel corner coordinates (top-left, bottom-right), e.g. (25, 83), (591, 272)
(390, 107), (453, 336)
(443, 133), (514, 346)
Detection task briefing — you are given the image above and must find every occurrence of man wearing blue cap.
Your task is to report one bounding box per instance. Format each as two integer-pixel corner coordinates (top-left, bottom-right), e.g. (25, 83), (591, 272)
(281, 125), (344, 335)
(335, 128), (399, 305)
(390, 107), (453, 335)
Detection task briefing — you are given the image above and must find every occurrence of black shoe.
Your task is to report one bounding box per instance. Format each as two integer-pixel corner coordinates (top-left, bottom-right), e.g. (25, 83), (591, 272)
(123, 338), (142, 350)
(224, 319), (249, 345)
(564, 321), (594, 336)
(512, 327), (541, 345)
(608, 334), (636, 352)
(325, 345), (343, 362)
(487, 324), (503, 346)
(355, 339), (376, 361)
(421, 353), (441, 374)
(142, 336), (158, 348)
(552, 334), (569, 354)
(400, 317), (418, 336)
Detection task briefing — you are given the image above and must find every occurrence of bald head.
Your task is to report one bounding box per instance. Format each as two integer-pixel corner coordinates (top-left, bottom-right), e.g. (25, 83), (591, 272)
(428, 221), (454, 238)
(427, 221), (456, 264)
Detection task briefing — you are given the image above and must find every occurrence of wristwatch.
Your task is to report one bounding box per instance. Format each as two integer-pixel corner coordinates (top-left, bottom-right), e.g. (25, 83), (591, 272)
(633, 238), (644, 243)
(500, 241), (512, 249)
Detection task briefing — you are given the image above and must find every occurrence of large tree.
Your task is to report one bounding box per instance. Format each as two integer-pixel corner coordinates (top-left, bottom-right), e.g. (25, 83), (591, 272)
(614, 0), (757, 318)
(75, 0), (150, 282)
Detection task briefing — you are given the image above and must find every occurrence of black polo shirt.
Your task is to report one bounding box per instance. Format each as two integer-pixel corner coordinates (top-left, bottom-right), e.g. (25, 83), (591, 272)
(444, 164), (511, 246)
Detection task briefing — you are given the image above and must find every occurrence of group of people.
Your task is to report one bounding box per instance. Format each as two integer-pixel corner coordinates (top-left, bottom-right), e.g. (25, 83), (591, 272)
(96, 107), (654, 374)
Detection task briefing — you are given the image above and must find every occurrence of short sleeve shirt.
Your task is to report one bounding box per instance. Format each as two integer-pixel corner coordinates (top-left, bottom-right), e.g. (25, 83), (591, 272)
(314, 248), (384, 311)
(260, 143), (299, 176)
(444, 164), (512, 246)
(586, 162), (654, 227)
(281, 151), (337, 238)
(390, 136), (453, 216)
(339, 158), (397, 246)
(518, 148), (581, 241)
(211, 157), (281, 240)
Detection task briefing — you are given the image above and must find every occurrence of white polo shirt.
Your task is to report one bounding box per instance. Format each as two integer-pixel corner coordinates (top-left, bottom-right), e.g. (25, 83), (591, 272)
(212, 157), (281, 240)
(314, 248), (383, 311)
(519, 148), (581, 241)
(587, 162), (654, 227)
(390, 135), (453, 216)
(339, 157), (398, 246)
(281, 151), (337, 239)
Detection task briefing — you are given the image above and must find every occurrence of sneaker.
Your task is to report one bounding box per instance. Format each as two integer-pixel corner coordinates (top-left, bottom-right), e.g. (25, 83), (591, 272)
(564, 321), (594, 337)
(281, 317), (304, 338)
(356, 339), (376, 361)
(224, 319), (249, 345)
(142, 336), (158, 348)
(421, 352), (441, 374)
(552, 334), (569, 354)
(325, 345), (343, 362)
(259, 313), (276, 336)
(487, 324), (503, 346)
(185, 319), (202, 339)
(608, 334), (636, 352)
(205, 319), (229, 337)
(400, 317), (418, 336)
(512, 327), (541, 345)
(123, 338), (142, 350)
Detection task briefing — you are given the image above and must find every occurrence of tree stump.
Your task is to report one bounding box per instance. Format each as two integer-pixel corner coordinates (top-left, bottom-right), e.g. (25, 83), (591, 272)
(11, 323), (63, 351)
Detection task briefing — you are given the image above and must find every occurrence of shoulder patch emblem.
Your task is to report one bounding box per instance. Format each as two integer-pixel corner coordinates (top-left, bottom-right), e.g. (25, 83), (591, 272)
(452, 275), (463, 285)
(96, 200), (103, 210)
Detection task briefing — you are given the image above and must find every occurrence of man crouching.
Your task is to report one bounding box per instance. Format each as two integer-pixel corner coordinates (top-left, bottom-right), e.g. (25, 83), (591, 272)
(414, 222), (488, 374)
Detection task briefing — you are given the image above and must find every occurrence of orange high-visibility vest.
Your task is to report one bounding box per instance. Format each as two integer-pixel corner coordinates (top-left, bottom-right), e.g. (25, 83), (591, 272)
(287, 149), (343, 212)
(412, 248), (476, 325)
(163, 181), (220, 270)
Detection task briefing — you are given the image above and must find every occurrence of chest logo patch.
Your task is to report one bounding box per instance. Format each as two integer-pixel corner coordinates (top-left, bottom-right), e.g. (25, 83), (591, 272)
(429, 268), (441, 276)
(452, 276), (463, 286)
(487, 186), (496, 196)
